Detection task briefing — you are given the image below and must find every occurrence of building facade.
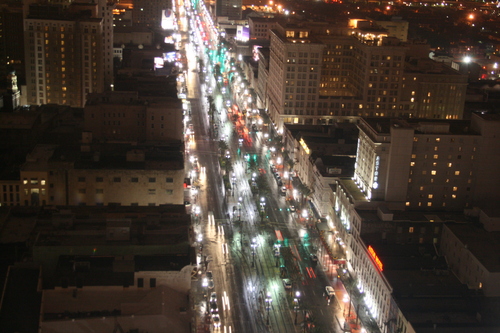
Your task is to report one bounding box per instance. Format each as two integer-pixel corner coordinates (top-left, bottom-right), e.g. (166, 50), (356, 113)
(24, 0), (113, 107)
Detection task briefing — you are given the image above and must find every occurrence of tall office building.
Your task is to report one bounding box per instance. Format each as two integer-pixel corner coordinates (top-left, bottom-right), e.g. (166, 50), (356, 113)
(267, 20), (468, 132)
(132, 0), (171, 28)
(24, 0), (114, 107)
(215, 0), (242, 21)
(354, 114), (500, 210)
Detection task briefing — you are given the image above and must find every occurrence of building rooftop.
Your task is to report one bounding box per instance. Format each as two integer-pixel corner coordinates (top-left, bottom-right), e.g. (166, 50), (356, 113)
(42, 284), (191, 333)
(445, 223), (500, 273)
(34, 205), (191, 248)
(0, 264), (41, 333)
(362, 117), (479, 136)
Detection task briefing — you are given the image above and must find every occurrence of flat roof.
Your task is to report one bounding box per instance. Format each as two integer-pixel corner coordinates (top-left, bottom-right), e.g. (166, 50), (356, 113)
(445, 223), (500, 273)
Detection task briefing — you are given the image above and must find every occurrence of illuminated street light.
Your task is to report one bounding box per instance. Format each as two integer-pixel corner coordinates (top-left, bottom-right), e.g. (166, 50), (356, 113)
(294, 291), (301, 324)
(265, 291), (273, 325)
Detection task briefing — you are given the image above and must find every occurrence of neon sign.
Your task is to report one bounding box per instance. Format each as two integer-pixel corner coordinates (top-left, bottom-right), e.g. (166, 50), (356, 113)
(368, 245), (383, 271)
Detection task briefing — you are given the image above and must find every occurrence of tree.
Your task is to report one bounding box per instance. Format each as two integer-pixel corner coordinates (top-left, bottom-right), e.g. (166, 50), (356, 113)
(218, 140), (229, 154)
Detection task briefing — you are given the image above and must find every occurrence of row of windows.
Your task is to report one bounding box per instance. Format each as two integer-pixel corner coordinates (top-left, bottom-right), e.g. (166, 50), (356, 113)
(411, 153), (472, 159)
(77, 188), (174, 195)
(78, 177), (174, 183)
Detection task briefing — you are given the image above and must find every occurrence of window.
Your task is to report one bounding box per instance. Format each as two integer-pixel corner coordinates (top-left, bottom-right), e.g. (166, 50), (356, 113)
(131, 177), (138, 182)
(405, 202), (410, 206)
(96, 177), (103, 182)
(166, 177), (173, 183)
(31, 178), (38, 185)
(452, 194), (457, 199)
(448, 163), (452, 167)
(410, 162), (415, 166)
(166, 189), (173, 195)
(431, 170), (437, 175)
(78, 189), (86, 194)
(41, 179), (46, 185)
(454, 171), (460, 176)
(409, 227), (414, 233)
(453, 187), (458, 191)
(148, 177), (156, 183)
(78, 177), (86, 182)
(433, 155), (438, 159)
(148, 189), (156, 195)
(427, 202), (432, 207)
(96, 189), (103, 194)
(138, 278), (144, 288)
(428, 194), (433, 199)
(113, 177), (121, 182)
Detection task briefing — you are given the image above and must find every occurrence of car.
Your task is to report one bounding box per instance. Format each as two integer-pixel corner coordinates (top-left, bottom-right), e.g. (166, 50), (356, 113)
(280, 186), (286, 196)
(277, 180), (283, 187)
(325, 286), (335, 297)
(206, 271), (213, 279)
(208, 279), (214, 289)
(212, 314), (221, 328)
(283, 278), (292, 289)
(210, 292), (217, 303)
(289, 205), (296, 212)
(310, 254), (318, 262)
(210, 302), (219, 314)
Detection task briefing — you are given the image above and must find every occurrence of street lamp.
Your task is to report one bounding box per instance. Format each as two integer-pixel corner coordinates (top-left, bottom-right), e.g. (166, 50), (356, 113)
(265, 291), (273, 325)
(251, 237), (257, 267)
(238, 196), (243, 222)
(260, 197), (266, 222)
(294, 291), (301, 325)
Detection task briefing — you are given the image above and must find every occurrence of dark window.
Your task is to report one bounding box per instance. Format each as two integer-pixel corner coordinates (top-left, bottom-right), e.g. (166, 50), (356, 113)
(131, 177), (138, 183)
(138, 278), (144, 288)
(166, 177), (173, 183)
(96, 177), (104, 182)
(113, 177), (121, 182)
(78, 189), (86, 194)
(149, 178), (156, 183)
(78, 177), (85, 182)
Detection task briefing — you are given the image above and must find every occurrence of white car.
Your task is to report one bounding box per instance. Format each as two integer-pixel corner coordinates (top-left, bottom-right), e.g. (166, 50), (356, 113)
(212, 314), (221, 328)
(283, 278), (292, 289)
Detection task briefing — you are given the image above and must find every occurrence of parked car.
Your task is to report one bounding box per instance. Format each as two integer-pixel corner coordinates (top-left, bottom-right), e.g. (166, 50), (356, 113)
(310, 254), (318, 262)
(283, 278), (292, 289)
(210, 292), (217, 304)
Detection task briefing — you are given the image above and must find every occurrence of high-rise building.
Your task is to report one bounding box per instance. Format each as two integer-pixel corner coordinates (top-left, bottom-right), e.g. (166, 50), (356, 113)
(266, 20), (468, 133)
(353, 113), (500, 210)
(215, 0), (242, 21)
(24, 0), (114, 107)
(132, 0), (171, 28)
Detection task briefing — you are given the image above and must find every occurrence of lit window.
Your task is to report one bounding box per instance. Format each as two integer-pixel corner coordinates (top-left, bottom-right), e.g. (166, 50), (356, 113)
(410, 162), (415, 166)
(427, 202), (432, 207)
(448, 163), (452, 167)
(411, 154), (416, 159)
(454, 171), (460, 176)
(419, 186), (424, 191)
(432, 162), (437, 167)
(409, 227), (414, 233)
(453, 187), (458, 191)
(431, 170), (437, 175)
(41, 179), (46, 185)
(405, 202), (410, 206)
(433, 155), (438, 159)
(435, 138), (440, 142)
(23, 178), (28, 185)
(62, 87), (66, 91)
(428, 194), (433, 199)
(452, 194), (457, 199)
(434, 146), (438, 151)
